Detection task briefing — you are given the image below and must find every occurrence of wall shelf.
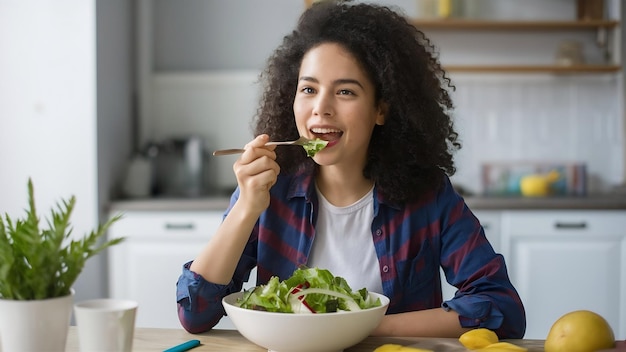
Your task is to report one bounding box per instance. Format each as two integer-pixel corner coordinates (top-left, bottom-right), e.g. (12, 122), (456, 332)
(412, 19), (620, 31)
(303, 1), (621, 75)
(444, 64), (621, 74)
(421, 19), (622, 74)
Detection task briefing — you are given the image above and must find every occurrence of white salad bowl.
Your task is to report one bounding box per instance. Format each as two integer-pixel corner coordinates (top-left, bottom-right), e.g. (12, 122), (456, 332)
(222, 291), (390, 352)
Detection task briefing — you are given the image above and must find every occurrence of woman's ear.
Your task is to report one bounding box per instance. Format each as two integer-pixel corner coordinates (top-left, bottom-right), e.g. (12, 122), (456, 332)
(375, 101), (388, 125)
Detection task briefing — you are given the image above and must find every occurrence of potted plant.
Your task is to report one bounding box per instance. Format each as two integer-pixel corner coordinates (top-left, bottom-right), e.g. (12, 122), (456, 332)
(0, 179), (124, 352)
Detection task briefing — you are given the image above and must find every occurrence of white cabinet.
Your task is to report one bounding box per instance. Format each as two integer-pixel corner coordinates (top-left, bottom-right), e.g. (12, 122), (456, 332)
(107, 210), (256, 330)
(441, 211), (502, 300)
(501, 210), (626, 339)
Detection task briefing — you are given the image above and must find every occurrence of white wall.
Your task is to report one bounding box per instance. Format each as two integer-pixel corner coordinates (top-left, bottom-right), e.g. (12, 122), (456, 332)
(0, 1), (97, 222)
(0, 0), (99, 305)
(0, 0), (134, 302)
(450, 74), (624, 194)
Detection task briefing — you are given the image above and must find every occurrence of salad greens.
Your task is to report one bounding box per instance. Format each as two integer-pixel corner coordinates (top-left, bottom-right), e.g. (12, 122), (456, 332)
(236, 266), (381, 314)
(302, 139), (328, 158)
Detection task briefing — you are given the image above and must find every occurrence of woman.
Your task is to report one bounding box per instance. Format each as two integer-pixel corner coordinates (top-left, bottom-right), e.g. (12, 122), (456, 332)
(177, 0), (526, 338)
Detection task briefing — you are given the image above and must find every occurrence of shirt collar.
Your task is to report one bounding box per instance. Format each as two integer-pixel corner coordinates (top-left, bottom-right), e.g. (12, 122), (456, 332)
(286, 165), (402, 211)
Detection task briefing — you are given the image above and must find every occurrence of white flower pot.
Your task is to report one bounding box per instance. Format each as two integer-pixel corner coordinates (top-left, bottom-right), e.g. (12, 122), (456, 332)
(0, 290), (74, 352)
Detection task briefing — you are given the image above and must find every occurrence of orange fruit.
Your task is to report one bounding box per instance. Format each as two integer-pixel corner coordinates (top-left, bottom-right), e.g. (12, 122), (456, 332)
(544, 310), (615, 352)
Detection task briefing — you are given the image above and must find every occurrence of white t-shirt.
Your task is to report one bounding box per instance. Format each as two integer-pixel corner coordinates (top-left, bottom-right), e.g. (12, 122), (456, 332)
(307, 185), (384, 294)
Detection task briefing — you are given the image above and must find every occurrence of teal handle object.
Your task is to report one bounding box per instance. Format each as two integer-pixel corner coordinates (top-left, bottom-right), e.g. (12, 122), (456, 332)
(163, 339), (201, 352)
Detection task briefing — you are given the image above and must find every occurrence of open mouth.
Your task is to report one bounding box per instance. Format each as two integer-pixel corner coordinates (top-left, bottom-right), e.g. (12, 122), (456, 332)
(310, 127), (343, 144)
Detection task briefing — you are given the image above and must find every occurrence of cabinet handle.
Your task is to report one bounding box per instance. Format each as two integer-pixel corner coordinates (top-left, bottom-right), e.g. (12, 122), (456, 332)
(164, 223), (195, 230)
(554, 222), (587, 229)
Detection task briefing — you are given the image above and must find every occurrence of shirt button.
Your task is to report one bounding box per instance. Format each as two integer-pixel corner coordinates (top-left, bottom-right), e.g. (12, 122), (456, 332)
(382, 265), (389, 273)
(375, 229), (382, 236)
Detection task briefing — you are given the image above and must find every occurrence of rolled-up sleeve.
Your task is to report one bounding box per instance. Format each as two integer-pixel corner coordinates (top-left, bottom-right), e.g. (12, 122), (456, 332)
(438, 179), (526, 338)
(444, 298), (503, 329)
(176, 261), (239, 333)
(441, 254), (526, 338)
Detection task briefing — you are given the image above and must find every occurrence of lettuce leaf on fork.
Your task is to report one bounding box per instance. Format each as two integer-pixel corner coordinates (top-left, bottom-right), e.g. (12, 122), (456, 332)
(236, 266), (381, 314)
(301, 138), (328, 157)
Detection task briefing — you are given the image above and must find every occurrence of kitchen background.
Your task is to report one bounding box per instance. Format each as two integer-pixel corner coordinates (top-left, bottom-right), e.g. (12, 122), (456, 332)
(138, 0), (626, 196)
(0, 0), (625, 339)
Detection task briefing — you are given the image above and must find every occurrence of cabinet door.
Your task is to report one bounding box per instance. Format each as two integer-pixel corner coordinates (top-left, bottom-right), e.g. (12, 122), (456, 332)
(108, 211), (257, 330)
(118, 241), (207, 328)
(502, 211), (626, 339)
(441, 211), (501, 300)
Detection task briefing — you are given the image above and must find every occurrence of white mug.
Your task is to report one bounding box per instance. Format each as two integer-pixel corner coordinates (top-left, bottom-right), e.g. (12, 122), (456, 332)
(74, 299), (138, 352)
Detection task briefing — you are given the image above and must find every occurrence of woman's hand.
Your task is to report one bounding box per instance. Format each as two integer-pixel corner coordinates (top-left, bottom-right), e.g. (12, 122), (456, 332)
(189, 134), (279, 285)
(233, 134), (280, 215)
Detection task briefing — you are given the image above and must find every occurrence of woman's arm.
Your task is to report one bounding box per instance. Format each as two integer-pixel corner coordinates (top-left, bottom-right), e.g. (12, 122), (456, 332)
(189, 201), (261, 284)
(190, 134), (280, 284)
(177, 135), (280, 333)
(371, 308), (470, 337)
(435, 178), (526, 338)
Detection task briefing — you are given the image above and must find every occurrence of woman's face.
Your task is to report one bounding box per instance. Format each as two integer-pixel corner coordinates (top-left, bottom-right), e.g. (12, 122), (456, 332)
(293, 42), (385, 168)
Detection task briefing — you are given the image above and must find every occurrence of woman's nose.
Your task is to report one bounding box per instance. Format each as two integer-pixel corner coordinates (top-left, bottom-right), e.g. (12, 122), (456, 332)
(312, 92), (333, 117)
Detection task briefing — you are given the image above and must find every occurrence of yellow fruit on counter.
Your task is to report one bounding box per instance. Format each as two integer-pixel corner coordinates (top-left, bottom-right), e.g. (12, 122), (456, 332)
(459, 328), (500, 349)
(477, 341), (528, 351)
(373, 344), (403, 351)
(544, 310), (615, 352)
(519, 170), (560, 197)
(373, 344), (433, 352)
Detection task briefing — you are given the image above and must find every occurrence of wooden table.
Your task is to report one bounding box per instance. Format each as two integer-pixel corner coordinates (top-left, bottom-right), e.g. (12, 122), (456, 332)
(65, 326), (548, 351)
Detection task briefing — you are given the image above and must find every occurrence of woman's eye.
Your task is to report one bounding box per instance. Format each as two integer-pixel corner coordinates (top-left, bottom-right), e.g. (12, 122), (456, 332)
(338, 89), (354, 95)
(300, 87), (315, 94)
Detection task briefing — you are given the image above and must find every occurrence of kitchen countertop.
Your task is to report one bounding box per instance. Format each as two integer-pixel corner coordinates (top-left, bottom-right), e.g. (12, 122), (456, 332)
(464, 194), (626, 210)
(64, 326), (549, 351)
(109, 197), (232, 212)
(108, 194), (626, 213)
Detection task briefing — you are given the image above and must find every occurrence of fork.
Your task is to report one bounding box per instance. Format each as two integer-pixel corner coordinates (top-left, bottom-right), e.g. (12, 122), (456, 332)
(212, 136), (314, 156)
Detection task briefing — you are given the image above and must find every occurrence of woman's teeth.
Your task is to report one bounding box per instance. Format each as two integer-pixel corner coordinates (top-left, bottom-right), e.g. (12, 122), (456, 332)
(311, 128), (341, 134)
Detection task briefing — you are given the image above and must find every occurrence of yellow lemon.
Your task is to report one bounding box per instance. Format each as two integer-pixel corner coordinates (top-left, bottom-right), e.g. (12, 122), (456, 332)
(477, 341), (528, 351)
(459, 328), (500, 349)
(373, 344), (433, 352)
(374, 345), (404, 352)
(544, 310), (615, 352)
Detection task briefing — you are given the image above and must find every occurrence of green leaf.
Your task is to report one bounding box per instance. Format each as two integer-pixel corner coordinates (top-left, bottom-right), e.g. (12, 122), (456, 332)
(0, 178), (125, 300)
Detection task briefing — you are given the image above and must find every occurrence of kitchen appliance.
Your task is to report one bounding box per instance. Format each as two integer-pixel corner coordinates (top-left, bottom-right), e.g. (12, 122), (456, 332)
(153, 136), (209, 197)
(121, 156), (153, 198)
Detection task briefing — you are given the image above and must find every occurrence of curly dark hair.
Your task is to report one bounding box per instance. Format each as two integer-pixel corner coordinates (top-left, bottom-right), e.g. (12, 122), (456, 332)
(253, 0), (461, 203)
